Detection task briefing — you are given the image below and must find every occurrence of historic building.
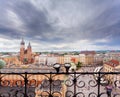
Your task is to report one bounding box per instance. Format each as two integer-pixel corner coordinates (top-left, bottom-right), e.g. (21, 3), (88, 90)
(20, 38), (33, 64)
(79, 51), (96, 65)
(103, 59), (120, 82)
(1, 55), (21, 67)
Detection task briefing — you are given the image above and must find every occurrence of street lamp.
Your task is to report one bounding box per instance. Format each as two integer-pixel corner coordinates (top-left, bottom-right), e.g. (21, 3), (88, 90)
(53, 63), (61, 73)
(53, 63), (71, 73)
(64, 63), (71, 73)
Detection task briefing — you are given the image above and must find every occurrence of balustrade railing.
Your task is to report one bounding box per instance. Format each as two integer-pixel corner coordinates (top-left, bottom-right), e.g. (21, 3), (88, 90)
(0, 71), (120, 97)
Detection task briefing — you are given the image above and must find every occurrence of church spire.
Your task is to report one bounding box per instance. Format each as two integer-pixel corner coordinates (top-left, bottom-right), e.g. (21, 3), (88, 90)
(21, 38), (25, 45)
(28, 42), (31, 48)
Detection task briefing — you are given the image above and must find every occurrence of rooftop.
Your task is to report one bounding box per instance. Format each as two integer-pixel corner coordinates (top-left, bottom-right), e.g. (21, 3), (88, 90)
(105, 59), (119, 67)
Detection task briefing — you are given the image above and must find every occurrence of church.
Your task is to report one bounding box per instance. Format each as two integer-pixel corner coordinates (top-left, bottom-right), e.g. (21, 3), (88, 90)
(20, 38), (33, 64)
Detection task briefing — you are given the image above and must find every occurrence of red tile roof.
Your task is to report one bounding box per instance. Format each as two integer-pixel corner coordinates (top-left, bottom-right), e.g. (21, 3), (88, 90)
(106, 59), (119, 67)
(110, 59), (119, 64)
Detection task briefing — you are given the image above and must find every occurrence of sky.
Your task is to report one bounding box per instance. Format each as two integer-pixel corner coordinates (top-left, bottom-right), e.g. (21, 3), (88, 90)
(0, 0), (120, 52)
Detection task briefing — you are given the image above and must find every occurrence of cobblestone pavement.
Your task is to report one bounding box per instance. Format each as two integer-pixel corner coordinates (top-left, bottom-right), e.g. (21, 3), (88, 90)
(67, 66), (120, 97)
(0, 86), (35, 97)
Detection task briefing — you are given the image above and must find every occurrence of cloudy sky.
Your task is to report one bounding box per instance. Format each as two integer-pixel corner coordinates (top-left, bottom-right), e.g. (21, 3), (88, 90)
(0, 0), (120, 52)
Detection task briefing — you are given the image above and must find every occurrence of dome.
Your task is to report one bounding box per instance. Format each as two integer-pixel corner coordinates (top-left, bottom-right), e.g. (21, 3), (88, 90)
(0, 60), (6, 69)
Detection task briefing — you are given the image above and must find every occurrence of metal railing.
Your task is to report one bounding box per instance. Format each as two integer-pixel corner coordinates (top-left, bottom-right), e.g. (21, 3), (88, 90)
(0, 71), (120, 97)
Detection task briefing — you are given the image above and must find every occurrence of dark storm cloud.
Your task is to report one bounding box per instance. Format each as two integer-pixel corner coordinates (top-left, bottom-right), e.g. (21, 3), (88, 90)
(1, 0), (120, 40)
(12, 1), (55, 37)
(43, 0), (120, 44)
(82, 5), (120, 40)
(0, 0), (120, 51)
(0, 0), (57, 40)
(62, 0), (120, 41)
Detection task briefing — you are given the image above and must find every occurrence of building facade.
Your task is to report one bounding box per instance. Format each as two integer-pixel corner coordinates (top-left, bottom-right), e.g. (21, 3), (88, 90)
(79, 51), (96, 65)
(20, 38), (33, 64)
(103, 59), (120, 82)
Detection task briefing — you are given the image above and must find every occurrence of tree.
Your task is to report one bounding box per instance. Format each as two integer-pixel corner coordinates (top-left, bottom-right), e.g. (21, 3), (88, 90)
(0, 60), (6, 86)
(0, 60), (6, 69)
(76, 61), (82, 70)
(23, 58), (28, 64)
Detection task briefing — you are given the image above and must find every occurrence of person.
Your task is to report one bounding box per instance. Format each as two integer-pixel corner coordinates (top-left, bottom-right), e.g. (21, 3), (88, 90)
(106, 83), (113, 97)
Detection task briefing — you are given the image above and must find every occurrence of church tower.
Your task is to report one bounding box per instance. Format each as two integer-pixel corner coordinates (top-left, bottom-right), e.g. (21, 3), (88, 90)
(27, 42), (32, 63)
(20, 38), (25, 63)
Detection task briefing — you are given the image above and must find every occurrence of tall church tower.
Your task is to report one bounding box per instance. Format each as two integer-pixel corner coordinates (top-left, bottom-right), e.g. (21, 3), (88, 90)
(20, 38), (25, 63)
(27, 42), (32, 63)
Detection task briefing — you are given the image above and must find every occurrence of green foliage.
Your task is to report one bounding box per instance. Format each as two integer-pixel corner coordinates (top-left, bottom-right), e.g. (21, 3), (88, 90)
(0, 60), (6, 69)
(23, 58), (28, 64)
(74, 51), (80, 55)
(76, 61), (82, 70)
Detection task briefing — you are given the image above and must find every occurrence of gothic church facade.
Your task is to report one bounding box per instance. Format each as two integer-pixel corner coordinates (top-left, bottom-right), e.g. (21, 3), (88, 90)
(20, 38), (32, 64)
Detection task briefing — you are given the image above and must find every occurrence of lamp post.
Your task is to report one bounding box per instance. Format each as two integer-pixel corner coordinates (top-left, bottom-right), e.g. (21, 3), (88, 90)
(53, 63), (61, 73)
(38, 62), (71, 97)
(64, 63), (71, 73)
(53, 63), (71, 73)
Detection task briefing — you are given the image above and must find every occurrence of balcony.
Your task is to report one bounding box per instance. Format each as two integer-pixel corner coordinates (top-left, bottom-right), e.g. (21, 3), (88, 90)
(0, 67), (120, 97)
